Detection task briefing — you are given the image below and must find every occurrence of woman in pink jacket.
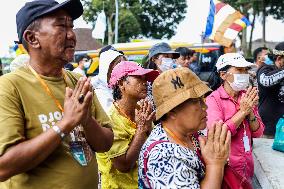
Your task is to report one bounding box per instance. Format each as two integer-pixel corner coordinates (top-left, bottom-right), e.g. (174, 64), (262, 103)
(206, 53), (264, 188)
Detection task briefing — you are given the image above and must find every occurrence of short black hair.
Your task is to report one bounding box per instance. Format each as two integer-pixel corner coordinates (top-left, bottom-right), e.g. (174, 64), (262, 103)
(219, 43), (236, 54)
(64, 63), (74, 71)
(175, 47), (195, 57)
(143, 54), (158, 70)
(271, 42), (284, 61)
(218, 65), (232, 73)
(112, 76), (128, 101)
(206, 65), (232, 90)
(75, 54), (90, 63)
(253, 47), (268, 62)
(275, 42), (284, 51)
(113, 85), (122, 101)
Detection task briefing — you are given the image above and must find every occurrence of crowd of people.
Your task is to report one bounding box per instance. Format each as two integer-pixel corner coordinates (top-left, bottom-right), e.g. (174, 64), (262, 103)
(0, 0), (284, 189)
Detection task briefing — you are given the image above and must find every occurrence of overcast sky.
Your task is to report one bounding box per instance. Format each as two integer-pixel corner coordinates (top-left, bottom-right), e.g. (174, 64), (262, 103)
(1, 0), (284, 56)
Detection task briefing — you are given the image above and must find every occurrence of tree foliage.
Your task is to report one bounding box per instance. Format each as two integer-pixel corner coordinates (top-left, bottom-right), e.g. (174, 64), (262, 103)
(82, 0), (187, 43)
(267, 0), (284, 20)
(223, 0), (284, 56)
(224, 0), (284, 21)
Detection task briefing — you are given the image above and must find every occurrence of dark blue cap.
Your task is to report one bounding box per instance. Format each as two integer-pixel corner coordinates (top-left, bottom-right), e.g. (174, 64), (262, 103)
(99, 45), (125, 57)
(16, 0), (83, 43)
(149, 42), (180, 60)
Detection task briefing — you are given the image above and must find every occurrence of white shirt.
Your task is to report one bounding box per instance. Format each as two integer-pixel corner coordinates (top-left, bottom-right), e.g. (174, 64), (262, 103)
(91, 77), (113, 114)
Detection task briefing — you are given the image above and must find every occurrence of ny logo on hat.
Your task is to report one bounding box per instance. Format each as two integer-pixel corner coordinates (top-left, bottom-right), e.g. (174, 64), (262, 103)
(171, 76), (184, 90)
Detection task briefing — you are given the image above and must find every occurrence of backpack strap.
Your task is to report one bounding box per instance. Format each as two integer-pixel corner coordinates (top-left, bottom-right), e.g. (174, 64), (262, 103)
(143, 140), (168, 188)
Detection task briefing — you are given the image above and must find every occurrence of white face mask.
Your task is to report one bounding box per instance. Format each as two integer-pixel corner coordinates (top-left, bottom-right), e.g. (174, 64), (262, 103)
(83, 61), (91, 69)
(228, 73), (250, 91)
(158, 58), (176, 72)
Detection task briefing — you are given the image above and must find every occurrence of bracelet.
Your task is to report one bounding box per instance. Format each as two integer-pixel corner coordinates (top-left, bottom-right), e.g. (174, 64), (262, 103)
(52, 125), (65, 140)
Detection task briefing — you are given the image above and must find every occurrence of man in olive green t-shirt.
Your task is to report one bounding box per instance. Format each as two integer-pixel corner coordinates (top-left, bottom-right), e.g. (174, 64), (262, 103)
(0, 0), (113, 189)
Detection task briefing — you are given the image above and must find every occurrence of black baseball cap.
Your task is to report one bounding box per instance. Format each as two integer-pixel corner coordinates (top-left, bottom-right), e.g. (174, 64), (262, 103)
(99, 45), (124, 57)
(16, 0), (83, 43)
(75, 54), (91, 63)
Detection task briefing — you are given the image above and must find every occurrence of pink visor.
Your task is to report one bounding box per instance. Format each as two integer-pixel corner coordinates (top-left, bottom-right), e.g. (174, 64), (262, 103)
(108, 61), (159, 89)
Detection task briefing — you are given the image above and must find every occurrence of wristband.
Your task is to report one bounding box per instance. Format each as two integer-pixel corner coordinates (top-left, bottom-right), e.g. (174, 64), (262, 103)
(52, 125), (65, 140)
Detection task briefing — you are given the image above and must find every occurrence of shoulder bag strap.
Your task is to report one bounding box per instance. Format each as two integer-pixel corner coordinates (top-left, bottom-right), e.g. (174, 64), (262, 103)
(143, 140), (168, 188)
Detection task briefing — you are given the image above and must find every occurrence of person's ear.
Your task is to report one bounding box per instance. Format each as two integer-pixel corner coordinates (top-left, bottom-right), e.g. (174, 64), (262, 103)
(276, 56), (283, 63)
(279, 56), (284, 67)
(23, 30), (40, 49)
(167, 111), (177, 120)
(219, 71), (227, 81)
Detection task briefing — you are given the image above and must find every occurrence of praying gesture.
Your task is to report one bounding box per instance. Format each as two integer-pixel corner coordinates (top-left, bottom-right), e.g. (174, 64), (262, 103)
(199, 121), (231, 166)
(135, 99), (155, 135)
(61, 77), (93, 132)
(240, 86), (259, 116)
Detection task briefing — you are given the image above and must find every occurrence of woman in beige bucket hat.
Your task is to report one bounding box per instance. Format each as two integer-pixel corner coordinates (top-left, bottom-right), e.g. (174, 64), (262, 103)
(138, 67), (231, 189)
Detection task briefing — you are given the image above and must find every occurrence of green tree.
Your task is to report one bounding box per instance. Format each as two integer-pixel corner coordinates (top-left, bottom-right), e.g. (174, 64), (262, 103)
(224, 0), (284, 56)
(82, 0), (187, 44)
(267, 0), (284, 20)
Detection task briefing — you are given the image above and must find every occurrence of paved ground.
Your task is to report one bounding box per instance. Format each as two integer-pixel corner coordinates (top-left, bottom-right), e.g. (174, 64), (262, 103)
(253, 138), (284, 189)
(252, 175), (262, 189)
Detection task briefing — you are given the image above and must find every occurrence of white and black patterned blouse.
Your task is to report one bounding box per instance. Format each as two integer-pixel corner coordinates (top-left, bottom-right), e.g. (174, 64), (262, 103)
(138, 124), (205, 189)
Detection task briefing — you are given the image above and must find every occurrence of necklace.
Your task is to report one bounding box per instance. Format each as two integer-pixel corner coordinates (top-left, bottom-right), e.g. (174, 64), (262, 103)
(28, 64), (68, 113)
(163, 125), (196, 150)
(114, 102), (137, 129)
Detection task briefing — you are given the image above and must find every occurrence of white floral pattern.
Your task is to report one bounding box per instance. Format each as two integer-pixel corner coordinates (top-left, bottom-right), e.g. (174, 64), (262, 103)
(138, 124), (205, 189)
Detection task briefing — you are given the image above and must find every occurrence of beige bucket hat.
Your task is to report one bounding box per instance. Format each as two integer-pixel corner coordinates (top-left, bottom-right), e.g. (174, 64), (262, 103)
(153, 67), (212, 120)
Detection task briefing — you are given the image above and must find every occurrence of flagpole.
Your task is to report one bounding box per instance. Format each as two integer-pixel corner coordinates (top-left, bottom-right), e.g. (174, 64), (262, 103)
(115, 0), (119, 43)
(200, 31), (205, 66)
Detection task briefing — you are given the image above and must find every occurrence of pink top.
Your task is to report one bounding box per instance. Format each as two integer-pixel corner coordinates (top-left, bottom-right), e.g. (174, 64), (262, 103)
(206, 86), (264, 180)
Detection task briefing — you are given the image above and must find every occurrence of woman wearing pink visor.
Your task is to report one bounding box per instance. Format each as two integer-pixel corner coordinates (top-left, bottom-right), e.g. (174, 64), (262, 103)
(96, 61), (159, 189)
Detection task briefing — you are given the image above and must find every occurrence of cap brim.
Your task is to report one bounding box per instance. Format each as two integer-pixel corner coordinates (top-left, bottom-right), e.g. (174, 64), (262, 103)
(233, 60), (256, 68)
(156, 81), (212, 120)
(217, 60), (256, 71)
(128, 69), (159, 83)
(39, 0), (83, 20)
